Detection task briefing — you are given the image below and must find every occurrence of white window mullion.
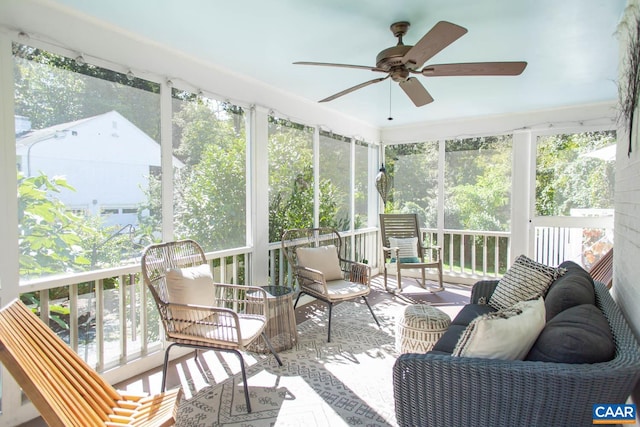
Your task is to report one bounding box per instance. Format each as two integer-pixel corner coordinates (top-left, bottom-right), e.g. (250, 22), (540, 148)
(160, 81), (174, 241)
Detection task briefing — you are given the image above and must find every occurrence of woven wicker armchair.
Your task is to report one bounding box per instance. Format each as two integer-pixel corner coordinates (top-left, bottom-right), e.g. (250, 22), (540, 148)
(141, 239), (282, 414)
(393, 281), (640, 427)
(281, 227), (380, 342)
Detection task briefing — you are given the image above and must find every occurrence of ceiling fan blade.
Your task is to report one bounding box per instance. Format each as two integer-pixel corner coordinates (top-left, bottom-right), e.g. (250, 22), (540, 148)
(319, 75), (389, 103)
(399, 77), (434, 107)
(402, 21), (468, 70)
(420, 61), (528, 76)
(294, 61), (386, 73)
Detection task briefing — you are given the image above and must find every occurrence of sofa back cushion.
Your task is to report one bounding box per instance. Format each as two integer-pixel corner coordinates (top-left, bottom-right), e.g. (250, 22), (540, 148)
(544, 260), (595, 321)
(526, 303), (615, 363)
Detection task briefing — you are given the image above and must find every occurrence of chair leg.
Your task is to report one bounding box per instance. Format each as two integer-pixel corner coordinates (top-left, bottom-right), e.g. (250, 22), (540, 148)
(230, 349), (252, 413)
(261, 331), (283, 366)
(438, 260), (444, 291)
(397, 267), (403, 292)
(383, 265), (390, 292)
(294, 290), (305, 309)
(362, 296), (381, 328)
(327, 302), (333, 342)
(161, 343), (178, 392)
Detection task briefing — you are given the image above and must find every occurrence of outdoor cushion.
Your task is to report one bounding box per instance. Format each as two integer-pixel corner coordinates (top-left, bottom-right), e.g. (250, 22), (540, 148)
(453, 297), (546, 360)
(296, 245), (344, 281)
(526, 304), (615, 363)
(166, 263), (215, 306)
(544, 260), (595, 321)
(388, 236), (420, 263)
(432, 324), (467, 354)
(489, 254), (563, 310)
(450, 303), (496, 326)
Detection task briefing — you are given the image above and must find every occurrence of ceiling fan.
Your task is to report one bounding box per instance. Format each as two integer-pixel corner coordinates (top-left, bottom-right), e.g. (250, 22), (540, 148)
(294, 21), (527, 107)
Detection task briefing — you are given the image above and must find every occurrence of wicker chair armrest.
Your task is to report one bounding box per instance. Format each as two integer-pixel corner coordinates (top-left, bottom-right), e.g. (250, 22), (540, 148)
(341, 259), (371, 285)
(470, 279), (499, 304)
(296, 266), (329, 294)
(164, 302), (241, 326)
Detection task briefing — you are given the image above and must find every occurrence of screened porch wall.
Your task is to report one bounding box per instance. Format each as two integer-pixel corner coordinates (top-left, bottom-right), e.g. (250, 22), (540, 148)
(0, 12), (623, 426)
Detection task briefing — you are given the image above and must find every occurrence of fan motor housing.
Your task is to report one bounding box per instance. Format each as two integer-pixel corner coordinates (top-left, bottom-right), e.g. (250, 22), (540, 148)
(376, 45), (412, 70)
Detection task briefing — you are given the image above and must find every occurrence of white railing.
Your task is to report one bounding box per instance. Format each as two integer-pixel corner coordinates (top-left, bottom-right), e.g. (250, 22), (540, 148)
(422, 228), (511, 280)
(17, 246), (251, 375)
(16, 224), (601, 379)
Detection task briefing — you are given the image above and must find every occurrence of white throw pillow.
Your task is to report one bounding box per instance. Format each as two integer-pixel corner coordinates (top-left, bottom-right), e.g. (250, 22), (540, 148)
(296, 245), (344, 281)
(453, 297), (546, 360)
(388, 236), (420, 263)
(165, 263), (215, 306)
(489, 254), (563, 310)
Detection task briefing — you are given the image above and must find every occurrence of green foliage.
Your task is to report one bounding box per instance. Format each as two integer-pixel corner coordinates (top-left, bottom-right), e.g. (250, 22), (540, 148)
(170, 99), (248, 251)
(267, 118), (342, 241)
(18, 172), (92, 277)
(13, 44), (161, 141)
(536, 131), (615, 216)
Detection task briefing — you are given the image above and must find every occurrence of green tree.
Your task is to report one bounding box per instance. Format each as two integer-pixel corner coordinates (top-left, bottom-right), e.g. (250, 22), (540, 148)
(18, 172), (91, 277)
(536, 131), (615, 216)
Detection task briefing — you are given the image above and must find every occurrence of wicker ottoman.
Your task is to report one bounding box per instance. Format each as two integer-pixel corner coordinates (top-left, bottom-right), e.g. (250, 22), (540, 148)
(396, 304), (451, 354)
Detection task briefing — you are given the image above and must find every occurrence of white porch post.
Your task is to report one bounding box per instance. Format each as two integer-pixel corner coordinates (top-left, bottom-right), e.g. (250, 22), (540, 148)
(250, 106), (270, 285)
(0, 33), (37, 426)
(509, 130), (533, 264)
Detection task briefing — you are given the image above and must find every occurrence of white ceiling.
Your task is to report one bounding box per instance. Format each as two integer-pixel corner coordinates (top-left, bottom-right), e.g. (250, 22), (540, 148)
(0, 0), (626, 128)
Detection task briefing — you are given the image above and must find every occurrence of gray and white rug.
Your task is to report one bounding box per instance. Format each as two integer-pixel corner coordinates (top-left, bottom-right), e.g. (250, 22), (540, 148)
(176, 298), (406, 426)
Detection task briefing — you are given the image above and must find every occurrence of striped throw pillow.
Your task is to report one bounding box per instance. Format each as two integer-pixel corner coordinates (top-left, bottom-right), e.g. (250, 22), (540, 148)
(388, 237), (420, 263)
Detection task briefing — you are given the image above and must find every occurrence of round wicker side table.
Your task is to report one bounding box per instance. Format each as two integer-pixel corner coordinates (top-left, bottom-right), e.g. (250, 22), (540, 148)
(396, 304), (451, 354)
(247, 285), (298, 353)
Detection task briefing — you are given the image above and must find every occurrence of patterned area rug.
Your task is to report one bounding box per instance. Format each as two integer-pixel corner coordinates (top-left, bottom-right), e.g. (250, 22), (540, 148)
(176, 298), (406, 426)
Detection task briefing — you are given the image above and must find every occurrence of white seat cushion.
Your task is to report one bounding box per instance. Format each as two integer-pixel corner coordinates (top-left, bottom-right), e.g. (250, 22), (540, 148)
(170, 313), (265, 347)
(325, 279), (370, 299)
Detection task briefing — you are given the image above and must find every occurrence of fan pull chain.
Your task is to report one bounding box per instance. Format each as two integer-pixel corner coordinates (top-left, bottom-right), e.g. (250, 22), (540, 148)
(388, 79), (393, 121)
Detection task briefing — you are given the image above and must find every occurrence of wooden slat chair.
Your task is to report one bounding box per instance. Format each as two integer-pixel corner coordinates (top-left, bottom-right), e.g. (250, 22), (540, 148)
(589, 247), (613, 289)
(0, 299), (181, 427)
(281, 227), (380, 342)
(379, 213), (444, 293)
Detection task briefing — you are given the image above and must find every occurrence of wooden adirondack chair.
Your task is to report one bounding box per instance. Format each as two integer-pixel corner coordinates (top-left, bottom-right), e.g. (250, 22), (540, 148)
(0, 298), (181, 427)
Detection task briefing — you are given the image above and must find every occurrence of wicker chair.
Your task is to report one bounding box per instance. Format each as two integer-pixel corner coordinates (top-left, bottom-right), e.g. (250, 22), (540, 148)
(281, 227), (380, 342)
(380, 213), (443, 293)
(393, 281), (640, 427)
(0, 299), (182, 427)
(141, 239), (282, 414)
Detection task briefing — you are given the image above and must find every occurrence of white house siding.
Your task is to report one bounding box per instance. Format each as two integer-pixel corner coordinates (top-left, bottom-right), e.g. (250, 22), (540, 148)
(613, 0), (640, 407)
(16, 111), (161, 226)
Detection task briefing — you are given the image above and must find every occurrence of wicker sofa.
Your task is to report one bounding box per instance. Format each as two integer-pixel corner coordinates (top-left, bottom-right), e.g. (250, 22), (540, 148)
(393, 263), (640, 427)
